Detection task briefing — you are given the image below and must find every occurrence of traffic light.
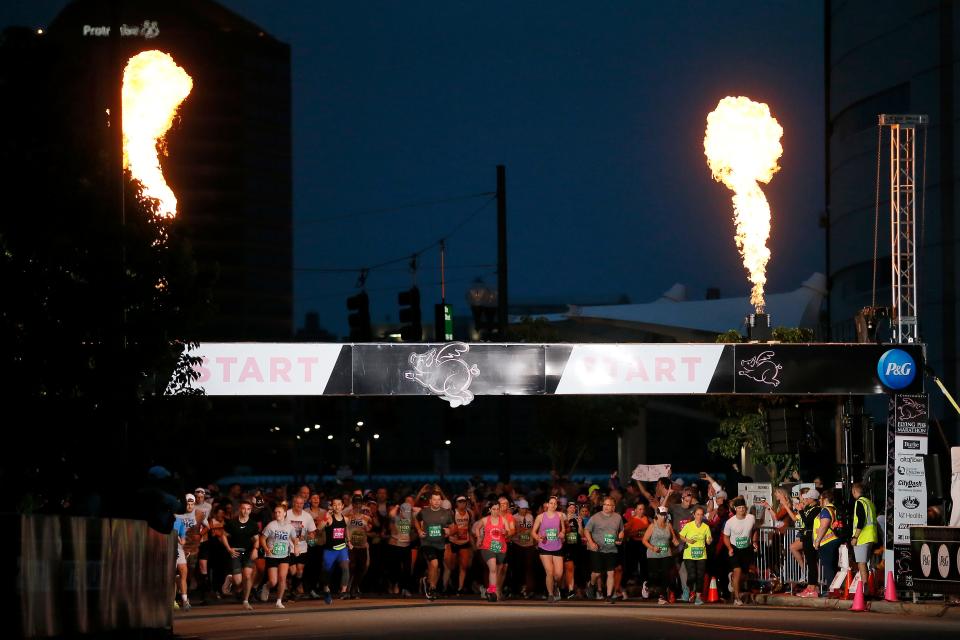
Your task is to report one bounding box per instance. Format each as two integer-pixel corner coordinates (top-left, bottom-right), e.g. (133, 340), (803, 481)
(346, 291), (372, 342)
(398, 286), (422, 342)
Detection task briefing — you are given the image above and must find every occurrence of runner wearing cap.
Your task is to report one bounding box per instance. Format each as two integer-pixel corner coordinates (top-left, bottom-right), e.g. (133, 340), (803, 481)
(222, 499), (260, 610)
(259, 503), (299, 609)
(445, 496), (474, 596)
(193, 487), (212, 522)
(284, 495), (317, 601)
(386, 498), (416, 597)
(511, 498), (537, 598)
(795, 488), (821, 597)
(176, 494), (204, 610)
(474, 500), (514, 601)
(584, 496), (624, 604)
(415, 490), (454, 600)
(532, 495), (565, 602)
(723, 497), (758, 606)
(643, 506), (679, 604)
(562, 502), (584, 599)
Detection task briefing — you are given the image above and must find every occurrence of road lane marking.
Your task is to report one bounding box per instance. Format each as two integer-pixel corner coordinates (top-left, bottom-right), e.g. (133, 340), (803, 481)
(652, 616), (858, 640)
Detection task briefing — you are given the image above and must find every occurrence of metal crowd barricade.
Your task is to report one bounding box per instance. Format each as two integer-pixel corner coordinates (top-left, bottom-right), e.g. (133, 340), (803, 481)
(756, 526), (811, 591)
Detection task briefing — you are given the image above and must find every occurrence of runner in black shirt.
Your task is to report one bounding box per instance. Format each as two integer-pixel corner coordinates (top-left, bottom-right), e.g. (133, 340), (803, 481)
(222, 500), (261, 609)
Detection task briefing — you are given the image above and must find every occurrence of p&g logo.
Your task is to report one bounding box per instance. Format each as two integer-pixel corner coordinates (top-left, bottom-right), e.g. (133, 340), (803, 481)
(877, 349), (916, 390)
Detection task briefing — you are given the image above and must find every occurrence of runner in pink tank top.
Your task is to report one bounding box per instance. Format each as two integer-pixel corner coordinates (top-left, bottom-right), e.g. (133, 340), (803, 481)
(473, 502), (513, 601)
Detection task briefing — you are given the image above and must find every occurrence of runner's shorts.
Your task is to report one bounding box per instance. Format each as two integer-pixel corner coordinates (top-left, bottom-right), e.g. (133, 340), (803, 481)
(265, 556), (290, 568)
(480, 549), (506, 564)
(421, 546), (444, 563)
(323, 547), (350, 571)
(590, 551), (620, 573)
(732, 548), (754, 571)
(230, 549), (256, 573)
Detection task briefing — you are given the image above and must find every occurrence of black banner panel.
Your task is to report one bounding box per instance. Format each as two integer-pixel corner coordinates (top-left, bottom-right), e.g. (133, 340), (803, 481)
(911, 527), (960, 594)
(185, 342), (925, 404)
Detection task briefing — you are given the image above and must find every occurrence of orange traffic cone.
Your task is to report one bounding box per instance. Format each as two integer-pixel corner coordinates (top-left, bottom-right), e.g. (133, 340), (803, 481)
(851, 580), (867, 612)
(668, 590), (676, 603)
(843, 570), (852, 599)
(706, 577), (720, 603)
(867, 570), (876, 597)
(883, 571), (898, 602)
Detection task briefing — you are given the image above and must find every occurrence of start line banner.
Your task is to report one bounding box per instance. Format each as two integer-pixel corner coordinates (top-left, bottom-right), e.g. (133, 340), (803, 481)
(179, 342), (924, 406)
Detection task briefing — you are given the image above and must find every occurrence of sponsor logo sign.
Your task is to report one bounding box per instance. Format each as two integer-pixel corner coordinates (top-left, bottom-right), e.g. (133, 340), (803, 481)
(892, 454), (927, 545)
(83, 20), (159, 38)
(895, 435), (928, 455)
(878, 349), (916, 390)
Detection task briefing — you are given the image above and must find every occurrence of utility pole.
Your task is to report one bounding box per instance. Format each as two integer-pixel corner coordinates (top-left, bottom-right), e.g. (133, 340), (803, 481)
(496, 165), (508, 338)
(495, 165), (510, 481)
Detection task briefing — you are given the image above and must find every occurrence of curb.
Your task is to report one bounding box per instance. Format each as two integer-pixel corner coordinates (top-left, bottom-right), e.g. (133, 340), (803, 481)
(753, 594), (960, 617)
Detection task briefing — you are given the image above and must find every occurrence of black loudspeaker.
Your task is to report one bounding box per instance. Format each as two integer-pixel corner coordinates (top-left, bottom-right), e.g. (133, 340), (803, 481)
(925, 453), (944, 504)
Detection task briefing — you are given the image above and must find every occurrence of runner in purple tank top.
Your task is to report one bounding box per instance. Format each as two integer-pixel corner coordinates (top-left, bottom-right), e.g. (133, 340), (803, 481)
(532, 496), (566, 602)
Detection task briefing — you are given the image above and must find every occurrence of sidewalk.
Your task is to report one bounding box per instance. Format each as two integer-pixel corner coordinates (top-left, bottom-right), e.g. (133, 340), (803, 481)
(753, 592), (960, 617)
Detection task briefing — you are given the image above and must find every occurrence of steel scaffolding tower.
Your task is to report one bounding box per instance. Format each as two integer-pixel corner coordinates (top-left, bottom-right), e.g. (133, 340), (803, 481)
(879, 114), (928, 344)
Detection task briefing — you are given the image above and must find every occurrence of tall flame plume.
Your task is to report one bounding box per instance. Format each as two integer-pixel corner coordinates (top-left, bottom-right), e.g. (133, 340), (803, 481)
(704, 96), (783, 313)
(122, 50), (192, 218)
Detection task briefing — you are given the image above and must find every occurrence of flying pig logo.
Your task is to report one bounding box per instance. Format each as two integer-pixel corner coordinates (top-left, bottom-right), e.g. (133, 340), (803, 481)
(404, 342), (480, 408)
(738, 350), (782, 387)
(897, 397), (926, 421)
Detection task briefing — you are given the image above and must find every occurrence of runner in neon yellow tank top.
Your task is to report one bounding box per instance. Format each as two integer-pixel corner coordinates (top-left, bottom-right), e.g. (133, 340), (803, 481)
(678, 506), (712, 605)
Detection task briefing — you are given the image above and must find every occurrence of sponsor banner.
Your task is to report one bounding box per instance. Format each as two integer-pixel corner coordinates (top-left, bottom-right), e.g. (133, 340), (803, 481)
(911, 527), (960, 594)
(895, 435), (929, 455)
(631, 463), (672, 483)
(894, 394), (929, 435)
(893, 455), (927, 545)
(739, 483), (774, 526)
(554, 344), (725, 395)
(185, 343), (343, 396)
(180, 342), (925, 399)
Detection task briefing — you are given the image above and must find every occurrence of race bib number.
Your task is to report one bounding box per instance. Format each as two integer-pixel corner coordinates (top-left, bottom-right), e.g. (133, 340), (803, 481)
(307, 538), (316, 547)
(428, 524), (442, 539)
(519, 532), (531, 543)
(735, 536), (749, 549)
(351, 531), (366, 546)
(657, 545), (669, 554)
(333, 528), (345, 540)
(690, 546), (705, 559)
(603, 533), (615, 545)
(271, 542), (287, 556)
(566, 532), (578, 544)
(545, 528), (558, 541)
(490, 540), (503, 553)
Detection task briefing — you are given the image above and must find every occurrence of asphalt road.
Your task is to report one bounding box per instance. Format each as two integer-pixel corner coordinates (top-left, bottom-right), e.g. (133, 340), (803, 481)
(174, 597), (960, 640)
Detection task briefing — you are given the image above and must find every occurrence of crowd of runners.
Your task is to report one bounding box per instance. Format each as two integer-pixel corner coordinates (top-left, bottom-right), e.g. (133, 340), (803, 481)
(170, 473), (878, 611)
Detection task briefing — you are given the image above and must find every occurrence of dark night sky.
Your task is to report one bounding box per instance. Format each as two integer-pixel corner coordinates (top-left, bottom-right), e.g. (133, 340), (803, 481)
(3, 1), (825, 338)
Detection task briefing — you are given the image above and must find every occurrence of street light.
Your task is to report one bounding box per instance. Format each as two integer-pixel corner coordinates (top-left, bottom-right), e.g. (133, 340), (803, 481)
(467, 278), (498, 340)
(373, 433), (380, 440)
(357, 421), (364, 427)
(327, 434), (334, 440)
(444, 439), (452, 446)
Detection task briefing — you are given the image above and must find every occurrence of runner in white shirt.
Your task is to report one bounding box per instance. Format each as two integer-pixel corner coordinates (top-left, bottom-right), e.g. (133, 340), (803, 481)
(722, 497), (758, 606)
(259, 504), (300, 608)
(284, 496), (317, 601)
